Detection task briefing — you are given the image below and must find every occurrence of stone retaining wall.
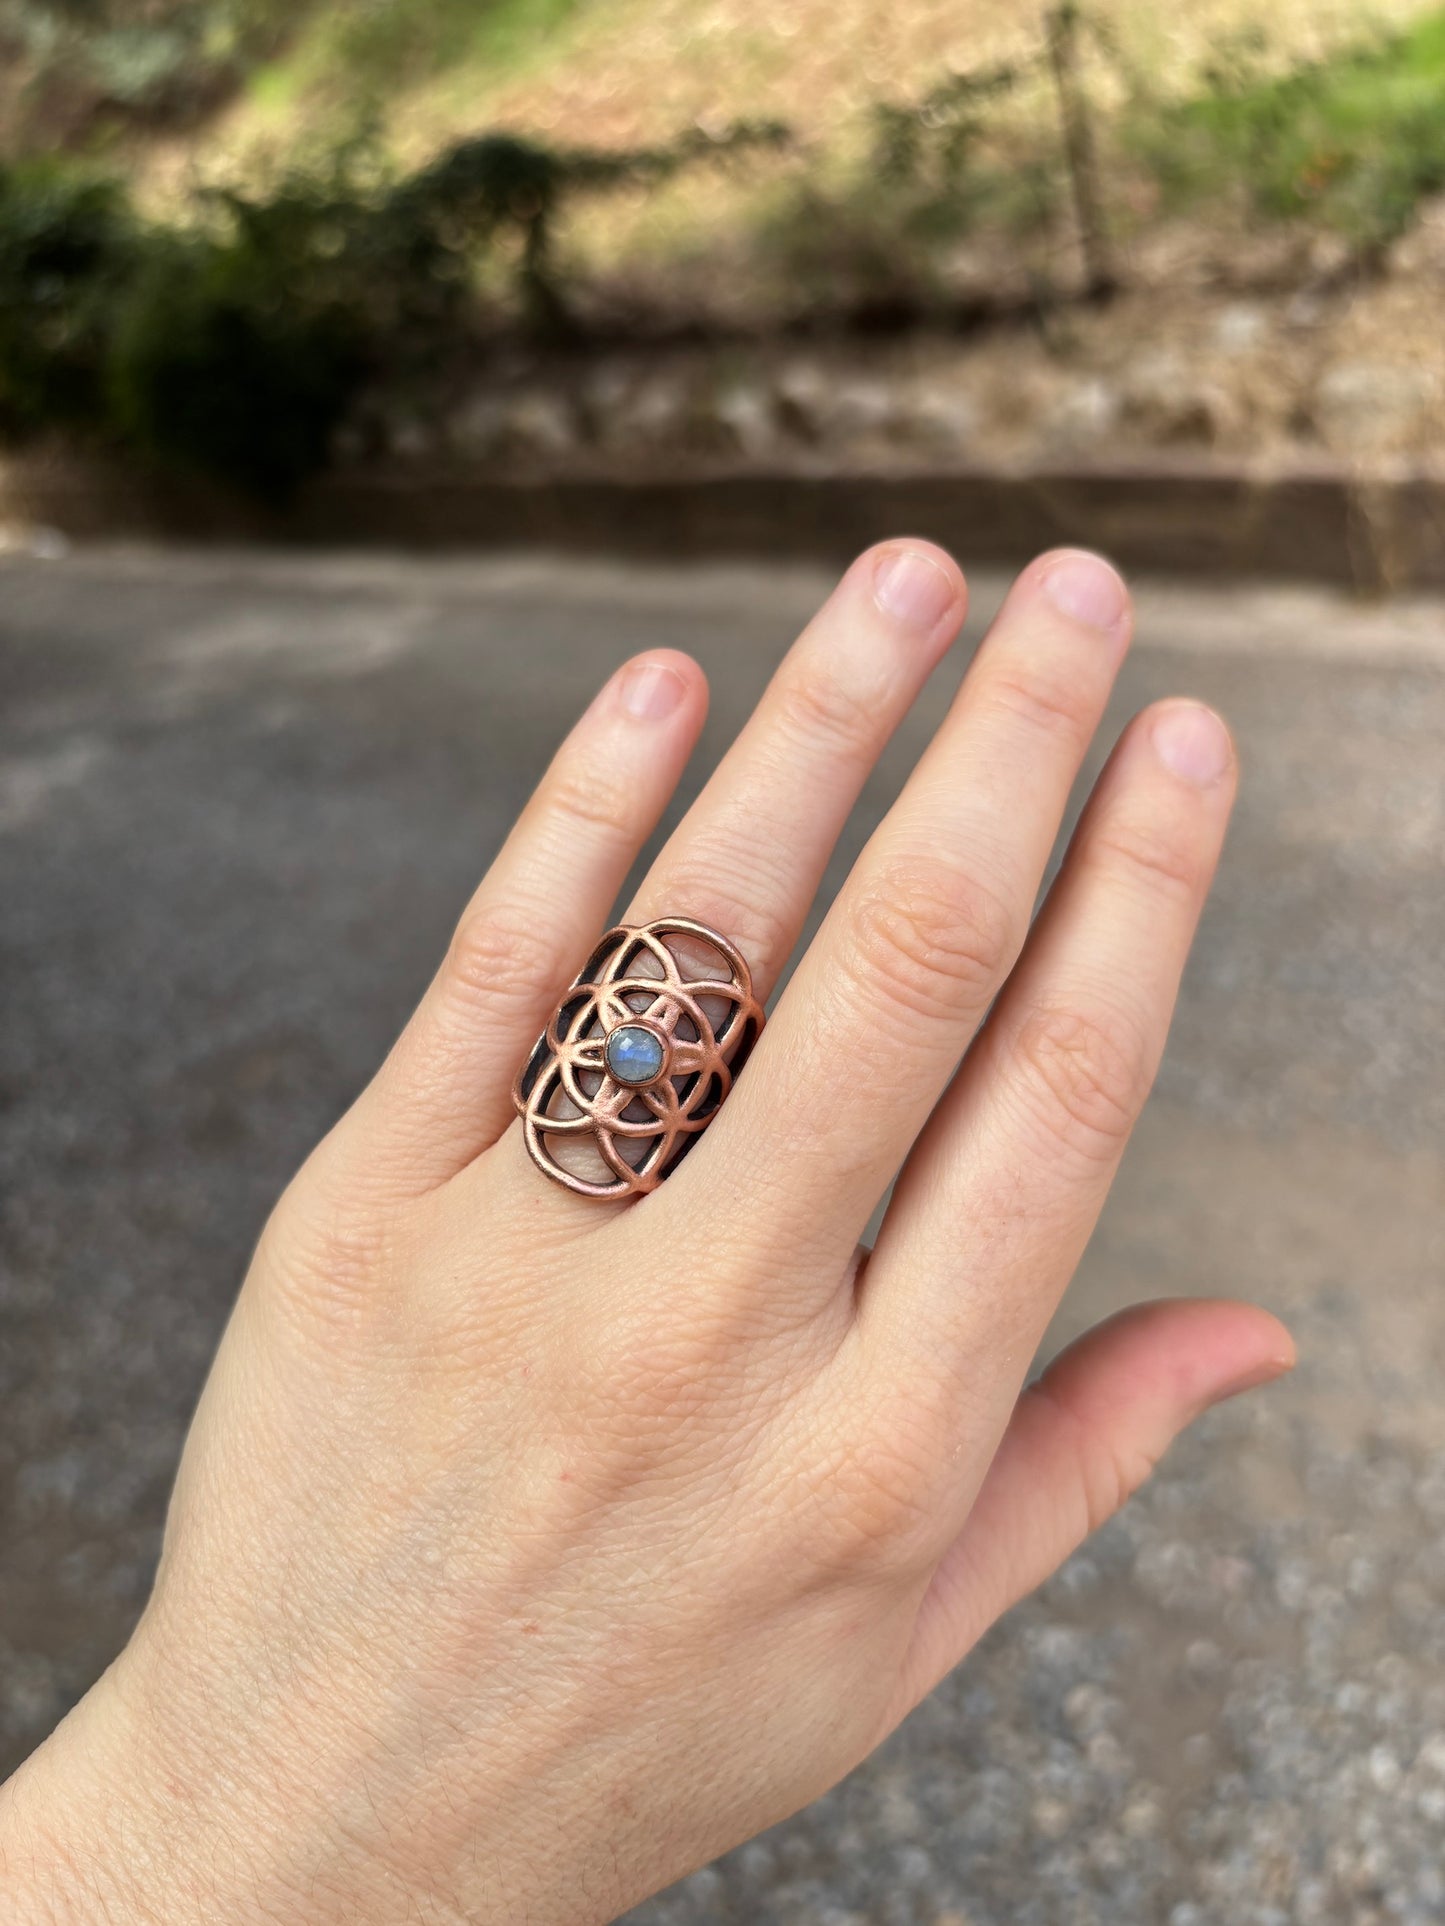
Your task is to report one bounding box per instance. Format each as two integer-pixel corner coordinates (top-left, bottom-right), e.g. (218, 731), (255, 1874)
(5, 451), (1445, 589)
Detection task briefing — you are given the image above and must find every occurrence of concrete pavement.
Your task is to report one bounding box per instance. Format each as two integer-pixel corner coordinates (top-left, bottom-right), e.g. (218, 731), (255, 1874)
(1, 547), (1442, 1923)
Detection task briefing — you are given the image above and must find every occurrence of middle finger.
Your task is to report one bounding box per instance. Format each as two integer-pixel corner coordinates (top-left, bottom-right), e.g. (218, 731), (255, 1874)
(674, 549), (1133, 1278)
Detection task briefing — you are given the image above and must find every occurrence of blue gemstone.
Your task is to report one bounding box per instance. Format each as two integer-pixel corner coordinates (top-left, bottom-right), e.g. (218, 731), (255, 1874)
(605, 1023), (666, 1087)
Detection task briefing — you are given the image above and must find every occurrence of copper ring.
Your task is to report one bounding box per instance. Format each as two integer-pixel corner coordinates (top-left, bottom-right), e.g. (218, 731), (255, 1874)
(512, 917), (764, 1199)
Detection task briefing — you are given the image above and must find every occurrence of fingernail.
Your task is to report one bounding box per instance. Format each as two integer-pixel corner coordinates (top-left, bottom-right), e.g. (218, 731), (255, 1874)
(616, 657), (688, 722)
(1207, 1349), (1297, 1408)
(873, 547), (958, 633)
(1040, 551), (1130, 634)
(1152, 702), (1233, 786)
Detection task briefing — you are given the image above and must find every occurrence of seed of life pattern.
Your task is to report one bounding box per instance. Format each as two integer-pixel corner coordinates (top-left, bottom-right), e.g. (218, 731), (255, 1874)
(513, 919), (764, 1199)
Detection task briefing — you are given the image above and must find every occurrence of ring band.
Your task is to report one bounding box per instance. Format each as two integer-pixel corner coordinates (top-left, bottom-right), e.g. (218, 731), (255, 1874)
(513, 917), (764, 1198)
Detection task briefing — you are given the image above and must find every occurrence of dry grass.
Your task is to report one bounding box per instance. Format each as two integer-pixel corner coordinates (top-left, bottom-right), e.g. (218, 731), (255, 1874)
(134, 0), (1430, 295)
(395, 0), (1430, 155)
(165, 0), (1433, 184)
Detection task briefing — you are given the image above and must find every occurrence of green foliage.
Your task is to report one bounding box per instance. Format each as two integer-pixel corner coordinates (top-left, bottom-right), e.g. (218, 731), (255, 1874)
(759, 53), (1066, 316)
(1135, 8), (1445, 245)
(106, 234), (364, 492)
(0, 158), (137, 432)
(0, 0), (579, 141)
(869, 62), (1026, 204)
(393, 122), (790, 328)
(211, 139), (469, 343)
(102, 151), (410, 492)
(769, 6), (1445, 317)
(862, 60), (1064, 251)
(7, 7), (1445, 486)
(0, 121), (792, 490)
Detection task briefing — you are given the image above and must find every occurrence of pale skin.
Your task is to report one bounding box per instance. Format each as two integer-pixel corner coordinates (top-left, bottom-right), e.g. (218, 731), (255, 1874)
(0, 543), (1294, 1924)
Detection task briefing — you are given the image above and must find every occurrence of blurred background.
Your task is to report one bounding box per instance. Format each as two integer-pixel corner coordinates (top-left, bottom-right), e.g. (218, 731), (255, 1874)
(4, 0), (1445, 493)
(2, 4), (1444, 1923)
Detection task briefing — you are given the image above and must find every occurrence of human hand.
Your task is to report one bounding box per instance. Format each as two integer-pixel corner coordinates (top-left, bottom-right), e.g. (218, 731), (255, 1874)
(1, 544), (1293, 1925)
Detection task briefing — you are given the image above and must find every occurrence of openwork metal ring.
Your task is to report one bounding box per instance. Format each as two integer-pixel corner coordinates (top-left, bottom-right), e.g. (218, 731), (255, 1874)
(512, 917), (764, 1199)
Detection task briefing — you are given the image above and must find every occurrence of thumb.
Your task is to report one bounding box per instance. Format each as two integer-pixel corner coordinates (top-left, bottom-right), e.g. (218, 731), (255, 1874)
(897, 1297), (1295, 1710)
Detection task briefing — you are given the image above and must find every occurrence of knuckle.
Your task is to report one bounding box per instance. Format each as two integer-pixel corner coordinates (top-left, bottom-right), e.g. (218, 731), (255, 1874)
(985, 662), (1093, 745)
(1008, 998), (1151, 1166)
(775, 659), (880, 753)
(584, 1298), (727, 1425)
(1083, 1434), (1160, 1535)
(1032, 1379), (1162, 1537)
(1089, 814), (1203, 898)
(848, 856), (1016, 1026)
(260, 1176), (397, 1337)
(545, 761), (637, 843)
(446, 904), (558, 1014)
(573, 1298), (778, 1491)
(802, 1428), (942, 1577)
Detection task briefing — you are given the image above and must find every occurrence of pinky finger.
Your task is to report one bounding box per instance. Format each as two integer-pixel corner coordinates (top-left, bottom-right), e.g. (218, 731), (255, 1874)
(895, 1297), (1295, 1712)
